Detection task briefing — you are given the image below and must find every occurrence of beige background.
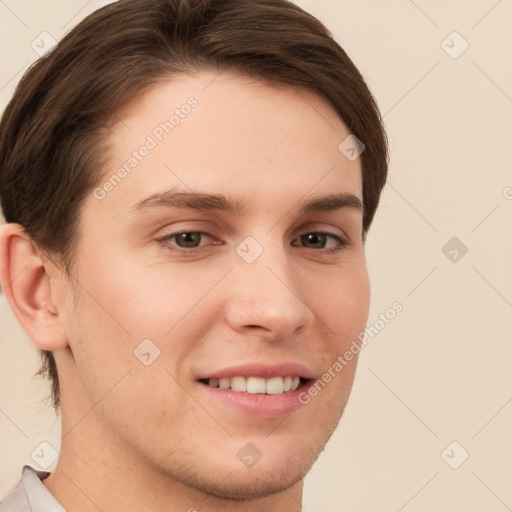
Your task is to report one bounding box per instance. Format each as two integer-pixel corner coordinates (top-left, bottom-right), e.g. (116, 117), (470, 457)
(1, 0), (511, 510)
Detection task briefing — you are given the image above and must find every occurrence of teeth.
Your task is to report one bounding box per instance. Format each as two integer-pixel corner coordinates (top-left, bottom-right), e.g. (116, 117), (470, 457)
(230, 376), (247, 392)
(266, 376), (284, 394)
(247, 377), (266, 394)
(206, 376), (302, 394)
(219, 377), (230, 389)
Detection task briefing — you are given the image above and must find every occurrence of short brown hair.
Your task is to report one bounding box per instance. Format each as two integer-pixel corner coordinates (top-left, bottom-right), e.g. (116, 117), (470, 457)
(0, 0), (388, 412)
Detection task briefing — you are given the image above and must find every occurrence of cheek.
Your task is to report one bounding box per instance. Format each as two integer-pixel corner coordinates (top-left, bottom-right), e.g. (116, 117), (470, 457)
(70, 251), (176, 339)
(309, 263), (370, 349)
(65, 252), (218, 378)
(301, 267), (369, 426)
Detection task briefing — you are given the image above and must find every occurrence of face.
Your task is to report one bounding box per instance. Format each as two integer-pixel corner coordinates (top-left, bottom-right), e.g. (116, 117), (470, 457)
(54, 70), (370, 499)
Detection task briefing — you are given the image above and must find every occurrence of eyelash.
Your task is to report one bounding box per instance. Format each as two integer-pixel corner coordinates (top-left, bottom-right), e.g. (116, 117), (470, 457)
(157, 230), (349, 255)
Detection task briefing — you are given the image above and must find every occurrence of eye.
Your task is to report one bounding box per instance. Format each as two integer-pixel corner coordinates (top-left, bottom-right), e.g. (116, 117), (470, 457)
(157, 230), (348, 254)
(293, 231), (348, 253)
(159, 231), (215, 250)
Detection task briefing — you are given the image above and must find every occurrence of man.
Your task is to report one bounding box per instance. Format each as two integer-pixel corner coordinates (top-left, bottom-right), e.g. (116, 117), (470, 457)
(0, 0), (388, 510)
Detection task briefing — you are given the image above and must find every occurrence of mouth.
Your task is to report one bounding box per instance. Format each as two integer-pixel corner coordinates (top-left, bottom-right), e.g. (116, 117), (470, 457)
(195, 363), (316, 418)
(198, 376), (309, 395)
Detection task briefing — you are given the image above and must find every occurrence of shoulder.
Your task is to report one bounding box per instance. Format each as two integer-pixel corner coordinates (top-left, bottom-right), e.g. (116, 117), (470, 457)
(0, 466), (64, 512)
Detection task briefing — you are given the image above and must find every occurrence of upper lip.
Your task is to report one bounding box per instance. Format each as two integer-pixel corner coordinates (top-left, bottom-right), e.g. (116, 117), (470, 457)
(197, 362), (317, 380)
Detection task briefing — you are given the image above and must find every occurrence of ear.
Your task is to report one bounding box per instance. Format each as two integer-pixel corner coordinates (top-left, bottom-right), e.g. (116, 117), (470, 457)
(0, 222), (68, 351)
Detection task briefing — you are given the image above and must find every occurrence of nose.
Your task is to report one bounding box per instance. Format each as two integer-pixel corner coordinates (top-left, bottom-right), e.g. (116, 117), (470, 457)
(224, 238), (315, 341)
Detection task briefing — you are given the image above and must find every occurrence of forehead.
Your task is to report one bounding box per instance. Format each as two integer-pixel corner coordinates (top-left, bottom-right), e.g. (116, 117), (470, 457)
(92, 70), (362, 216)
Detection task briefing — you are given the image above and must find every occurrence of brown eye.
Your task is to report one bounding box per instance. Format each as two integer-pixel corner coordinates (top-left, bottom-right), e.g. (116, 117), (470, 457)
(173, 232), (203, 248)
(294, 231), (348, 253)
(160, 231), (213, 250)
(300, 232), (328, 249)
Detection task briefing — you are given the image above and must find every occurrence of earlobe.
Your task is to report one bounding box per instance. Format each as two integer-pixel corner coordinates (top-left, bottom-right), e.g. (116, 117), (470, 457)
(0, 222), (68, 351)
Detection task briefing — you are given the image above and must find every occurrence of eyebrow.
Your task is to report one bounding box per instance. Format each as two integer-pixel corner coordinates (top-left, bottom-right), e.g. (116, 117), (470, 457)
(131, 189), (363, 216)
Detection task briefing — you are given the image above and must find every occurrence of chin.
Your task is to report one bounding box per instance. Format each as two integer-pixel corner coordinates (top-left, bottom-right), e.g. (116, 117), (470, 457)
(185, 461), (310, 501)
(168, 438), (324, 501)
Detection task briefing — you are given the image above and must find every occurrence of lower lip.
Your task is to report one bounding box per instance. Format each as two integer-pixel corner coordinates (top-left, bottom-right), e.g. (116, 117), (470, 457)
(197, 381), (311, 419)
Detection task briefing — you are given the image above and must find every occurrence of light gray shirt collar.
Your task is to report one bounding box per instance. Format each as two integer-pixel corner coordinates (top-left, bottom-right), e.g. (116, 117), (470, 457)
(0, 465), (65, 512)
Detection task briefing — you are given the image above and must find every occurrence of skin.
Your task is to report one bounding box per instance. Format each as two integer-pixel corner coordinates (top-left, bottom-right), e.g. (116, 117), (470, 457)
(0, 70), (370, 511)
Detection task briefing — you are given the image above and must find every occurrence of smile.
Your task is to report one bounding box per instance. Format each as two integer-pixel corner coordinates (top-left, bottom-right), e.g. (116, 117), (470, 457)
(196, 362), (316, 417)
(201, 376), (304, 394)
